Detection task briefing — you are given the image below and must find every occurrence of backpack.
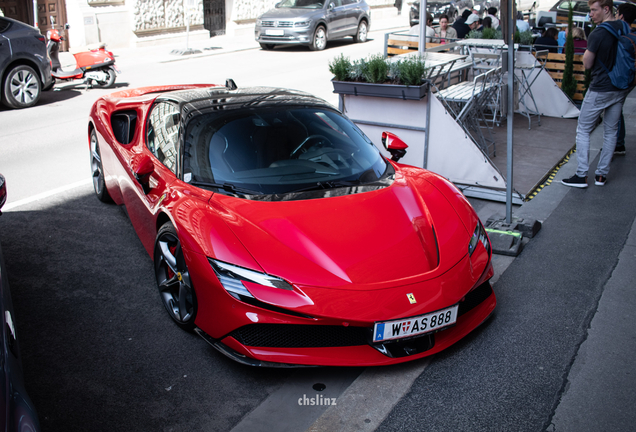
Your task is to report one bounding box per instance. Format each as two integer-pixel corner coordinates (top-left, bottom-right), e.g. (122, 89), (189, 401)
(597, 20), (636, 90)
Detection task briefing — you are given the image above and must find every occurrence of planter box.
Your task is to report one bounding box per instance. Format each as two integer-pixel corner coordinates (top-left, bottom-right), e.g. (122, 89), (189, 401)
(332, 80), (429, 100)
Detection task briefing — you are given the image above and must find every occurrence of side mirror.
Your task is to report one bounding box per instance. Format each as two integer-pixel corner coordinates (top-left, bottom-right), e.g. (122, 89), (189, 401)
(382, 131), (408, 162)
(65, 23), (70, 30)
(0, 174), (7, 215)
(328, 2), (335, 11)
(132, 154), (154, 194)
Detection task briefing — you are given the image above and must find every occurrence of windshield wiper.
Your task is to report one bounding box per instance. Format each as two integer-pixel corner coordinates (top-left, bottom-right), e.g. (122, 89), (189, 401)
(286, 180), (362, 193)
(190, 181), (261, 196)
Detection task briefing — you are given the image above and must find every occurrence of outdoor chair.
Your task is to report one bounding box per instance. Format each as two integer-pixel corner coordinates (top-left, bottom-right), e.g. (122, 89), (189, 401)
(436, 67), (501, 157)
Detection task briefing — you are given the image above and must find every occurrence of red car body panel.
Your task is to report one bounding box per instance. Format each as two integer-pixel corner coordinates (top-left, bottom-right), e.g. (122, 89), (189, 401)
(88, 84), (496, 366)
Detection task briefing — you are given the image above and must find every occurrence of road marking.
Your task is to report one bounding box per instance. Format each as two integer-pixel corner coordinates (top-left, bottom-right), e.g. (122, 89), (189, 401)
(3, 178), (92, 212)
(306, 360), (430, 432)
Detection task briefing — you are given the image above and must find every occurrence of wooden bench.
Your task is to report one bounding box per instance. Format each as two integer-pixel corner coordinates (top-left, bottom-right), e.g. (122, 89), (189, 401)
(543, 52), (586, 101)
(386, 35), (444, 57)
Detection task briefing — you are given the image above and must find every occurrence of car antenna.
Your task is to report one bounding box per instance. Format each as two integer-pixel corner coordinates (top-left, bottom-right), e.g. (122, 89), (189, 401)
(225, 79), (237, 90)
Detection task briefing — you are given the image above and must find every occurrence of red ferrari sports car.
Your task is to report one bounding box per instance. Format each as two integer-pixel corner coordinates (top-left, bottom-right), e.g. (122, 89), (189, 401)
(88, 82), (495, 367)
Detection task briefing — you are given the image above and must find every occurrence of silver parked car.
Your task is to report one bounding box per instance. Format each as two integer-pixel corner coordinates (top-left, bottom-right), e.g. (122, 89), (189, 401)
(255, 0), (371, 51)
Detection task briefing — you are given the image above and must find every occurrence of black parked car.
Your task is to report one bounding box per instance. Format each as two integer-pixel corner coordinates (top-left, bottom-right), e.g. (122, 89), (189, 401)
(0, 174), (41, 431)
(409, 1), (459, 26)
(0, 16), (53, 109)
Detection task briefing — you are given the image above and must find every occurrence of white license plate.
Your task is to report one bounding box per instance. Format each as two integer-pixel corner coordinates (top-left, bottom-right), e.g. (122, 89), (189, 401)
(265, 29), (285, 36)
(373, 304), (459, 343)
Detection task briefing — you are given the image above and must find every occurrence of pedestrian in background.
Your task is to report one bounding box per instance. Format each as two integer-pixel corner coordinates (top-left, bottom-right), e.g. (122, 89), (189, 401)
(516, 11), (530, 32)
(453, 9), (473, 39)
(613, 2), (636, 155)
(535, 27), (560, 53)
(436, 14), (457, 43)
(487, 7), (500, 29)
(562, 0), (631, 188)
(395, 0), (403, 15)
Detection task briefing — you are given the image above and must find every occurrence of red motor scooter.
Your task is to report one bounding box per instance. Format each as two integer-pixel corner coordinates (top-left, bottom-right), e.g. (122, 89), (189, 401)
(47, 28), (119, 88)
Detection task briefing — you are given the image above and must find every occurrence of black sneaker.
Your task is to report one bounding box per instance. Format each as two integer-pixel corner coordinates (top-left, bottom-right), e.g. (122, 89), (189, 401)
(595, 175), (607, 186)
(562, 174), (588, 188)
(614, 145), (626, 155)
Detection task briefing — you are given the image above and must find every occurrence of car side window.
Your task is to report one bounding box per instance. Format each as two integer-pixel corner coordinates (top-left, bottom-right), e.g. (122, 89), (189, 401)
(146, 101), (180, 174)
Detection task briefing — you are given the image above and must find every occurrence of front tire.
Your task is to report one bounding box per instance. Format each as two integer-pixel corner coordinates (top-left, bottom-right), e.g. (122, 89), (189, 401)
(90, 129), (112, 203)
(2, 65), (41, 109)
(94, 67), (116, 88)
(309, 25), (327, 51)
(154, 222), (198, 332)
(353, 20), (368, 43)
(259, 43), (275, 50)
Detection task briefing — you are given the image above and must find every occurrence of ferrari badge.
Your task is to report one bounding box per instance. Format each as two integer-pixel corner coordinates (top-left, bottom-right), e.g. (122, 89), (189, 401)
(407, 293), (417, 304)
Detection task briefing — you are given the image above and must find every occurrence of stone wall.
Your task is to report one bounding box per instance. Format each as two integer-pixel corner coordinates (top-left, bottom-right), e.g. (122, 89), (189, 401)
(132, 0), (203, 31)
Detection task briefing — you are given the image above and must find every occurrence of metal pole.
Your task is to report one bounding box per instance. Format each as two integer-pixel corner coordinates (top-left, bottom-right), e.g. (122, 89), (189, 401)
(506, 0), (515, 224)
(423, 85), (432, 169)
(33, 0), (38, 27)
(419, 0), (427, 56)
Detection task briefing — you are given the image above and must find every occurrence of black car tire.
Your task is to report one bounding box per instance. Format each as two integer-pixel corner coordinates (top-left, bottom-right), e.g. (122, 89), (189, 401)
(2, 65), (41, 109)
(43, 78), (55, 91)
(94, 67), (116, 88)
(309, 25), (327, 51)
(353, 20), (368, 43)
(89, 129), (113, 203)
(154, 222), (198, 332)
(260, 43), (276, 50)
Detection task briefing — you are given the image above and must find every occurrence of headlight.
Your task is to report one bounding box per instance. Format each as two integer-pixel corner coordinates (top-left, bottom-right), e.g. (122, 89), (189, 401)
(468, 222), (490, 257)
(295, 20), (311, 27)
(256, 19), (262, 26)
(209, 259), (294, 300)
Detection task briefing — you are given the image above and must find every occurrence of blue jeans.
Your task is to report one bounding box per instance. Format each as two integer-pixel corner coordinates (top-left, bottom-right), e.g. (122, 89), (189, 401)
(575, 89), (629, 177)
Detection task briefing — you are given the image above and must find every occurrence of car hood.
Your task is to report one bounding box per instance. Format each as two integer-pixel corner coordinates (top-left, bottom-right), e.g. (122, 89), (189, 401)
(207, 174), (470, 290)
(259, 8), (322, 20)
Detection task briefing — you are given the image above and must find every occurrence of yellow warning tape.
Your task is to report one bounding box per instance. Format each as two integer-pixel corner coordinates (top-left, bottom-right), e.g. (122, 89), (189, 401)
(525, 148), (576, 201)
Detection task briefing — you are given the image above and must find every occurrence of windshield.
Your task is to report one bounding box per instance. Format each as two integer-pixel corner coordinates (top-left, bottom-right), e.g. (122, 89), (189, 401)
(277, 0), (326, 8)
(183, 106), (390, 197)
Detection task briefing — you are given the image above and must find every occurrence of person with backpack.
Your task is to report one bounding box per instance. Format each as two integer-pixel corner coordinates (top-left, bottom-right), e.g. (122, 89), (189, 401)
(613, 2), (636, 156)
(562, 0), (635, 188)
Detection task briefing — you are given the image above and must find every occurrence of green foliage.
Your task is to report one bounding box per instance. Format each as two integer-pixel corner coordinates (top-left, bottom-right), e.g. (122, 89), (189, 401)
(467, 28), (503, 40)
(519, 30), (534, 45)
(328, 54), (352, 81)
(350, 58), (368, 81)
(363, 54), (389, 83)
(561, 3), (577, 100)
(467, 29), (482, 39)
(328, 52), (428, 86)
(395, 56), (427, 86)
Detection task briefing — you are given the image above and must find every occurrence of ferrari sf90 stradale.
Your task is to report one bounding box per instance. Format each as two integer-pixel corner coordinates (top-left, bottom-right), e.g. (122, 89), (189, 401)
(88, 83), (495, 366)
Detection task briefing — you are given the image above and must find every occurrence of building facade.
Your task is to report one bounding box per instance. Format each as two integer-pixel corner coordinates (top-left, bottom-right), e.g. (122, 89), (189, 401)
(0, 0), (393, 49)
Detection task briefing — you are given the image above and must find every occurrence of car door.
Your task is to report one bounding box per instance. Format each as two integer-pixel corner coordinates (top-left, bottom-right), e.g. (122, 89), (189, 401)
(325, 0), (348, 38)
(341, 0), (360, 34)
(119, 100), (180, 252)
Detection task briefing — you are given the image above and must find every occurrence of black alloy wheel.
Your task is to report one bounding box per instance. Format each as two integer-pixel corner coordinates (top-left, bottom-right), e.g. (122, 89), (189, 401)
(2, 65), (41, 109)
(90, 129), (112, 202)
(154, 222), (198, 331)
